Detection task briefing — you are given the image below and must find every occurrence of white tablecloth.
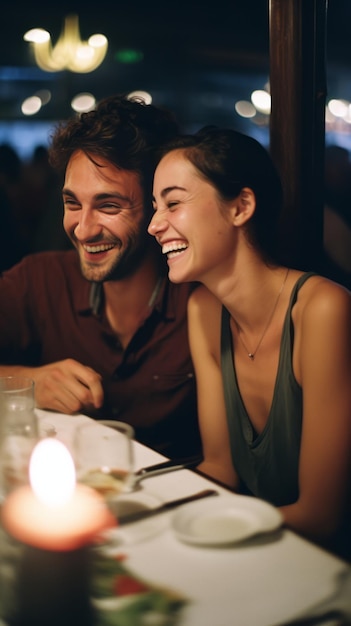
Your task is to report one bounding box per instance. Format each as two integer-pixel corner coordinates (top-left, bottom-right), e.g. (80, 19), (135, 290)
(31, 410), (351, 626)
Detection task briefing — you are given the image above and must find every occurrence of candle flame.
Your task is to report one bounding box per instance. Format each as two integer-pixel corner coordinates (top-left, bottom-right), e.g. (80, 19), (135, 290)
(29, 439), (76, 507)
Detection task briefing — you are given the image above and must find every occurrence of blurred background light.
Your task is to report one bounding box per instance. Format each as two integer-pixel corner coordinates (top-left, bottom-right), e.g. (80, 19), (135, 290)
(235, 100), (256, 118)
(328, 98), (349, 119)
(115, 49), (144, 64)
(71, 92), (96, 112)
(24, 28), (50, 44)
(21, 96), (42, 116)
(23, 14), (108, 73)
(36, 89), (52, 105)
(127, 90), (152, 105)
(251, 89), (271, 115)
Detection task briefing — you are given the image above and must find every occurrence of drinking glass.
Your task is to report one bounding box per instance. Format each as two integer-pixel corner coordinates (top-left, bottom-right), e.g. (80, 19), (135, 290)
(74, 420), (134, 502)
(0, 376), (38, 499)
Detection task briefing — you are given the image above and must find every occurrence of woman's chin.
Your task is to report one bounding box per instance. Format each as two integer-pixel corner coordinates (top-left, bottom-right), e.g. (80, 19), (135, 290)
(168, 268), (194, 284)
(167, 254), (196, 284)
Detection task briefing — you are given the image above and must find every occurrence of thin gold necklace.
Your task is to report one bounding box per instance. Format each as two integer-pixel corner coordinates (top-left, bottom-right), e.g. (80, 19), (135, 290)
(233, 268), (290, 361)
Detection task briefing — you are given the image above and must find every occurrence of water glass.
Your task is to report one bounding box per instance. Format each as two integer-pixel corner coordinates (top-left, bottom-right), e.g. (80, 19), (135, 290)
(0, 376), (38, 498)
(74, 420), (134, 501)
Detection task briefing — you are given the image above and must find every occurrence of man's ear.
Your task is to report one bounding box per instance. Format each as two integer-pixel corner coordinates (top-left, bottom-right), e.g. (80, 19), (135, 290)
(231, 187), (256, 226)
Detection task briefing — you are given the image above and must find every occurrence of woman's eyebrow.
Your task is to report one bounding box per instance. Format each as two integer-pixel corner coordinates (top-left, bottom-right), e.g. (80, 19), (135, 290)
(159, 185), (187, 198)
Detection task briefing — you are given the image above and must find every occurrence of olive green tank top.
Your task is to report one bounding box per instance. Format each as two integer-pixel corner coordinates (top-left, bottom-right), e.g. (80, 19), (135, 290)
(220, 272), (316, 506)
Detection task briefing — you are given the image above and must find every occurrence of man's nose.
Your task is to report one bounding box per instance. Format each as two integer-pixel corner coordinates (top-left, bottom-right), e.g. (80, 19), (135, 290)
(74, 209), (102, 240)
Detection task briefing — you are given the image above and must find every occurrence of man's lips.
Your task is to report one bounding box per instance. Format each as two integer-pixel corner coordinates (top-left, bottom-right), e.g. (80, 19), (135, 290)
(82, 243), (115, 254)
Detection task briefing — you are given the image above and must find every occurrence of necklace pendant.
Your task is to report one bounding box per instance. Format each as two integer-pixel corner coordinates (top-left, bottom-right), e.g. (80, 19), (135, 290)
(233, 268), (290, 363)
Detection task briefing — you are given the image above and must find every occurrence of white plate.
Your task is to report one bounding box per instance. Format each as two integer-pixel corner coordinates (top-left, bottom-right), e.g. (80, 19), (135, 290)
(172, 494), (283, 546)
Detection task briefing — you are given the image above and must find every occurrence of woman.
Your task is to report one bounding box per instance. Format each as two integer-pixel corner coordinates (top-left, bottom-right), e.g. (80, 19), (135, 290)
(148, 127), (351, 552)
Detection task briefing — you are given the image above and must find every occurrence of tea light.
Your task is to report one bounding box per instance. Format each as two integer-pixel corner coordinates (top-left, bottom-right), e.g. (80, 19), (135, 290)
(1, 438), (116, 626)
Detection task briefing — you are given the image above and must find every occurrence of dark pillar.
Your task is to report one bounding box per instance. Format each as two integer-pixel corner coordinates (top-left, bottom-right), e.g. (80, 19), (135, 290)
(269, 0), (328, 271)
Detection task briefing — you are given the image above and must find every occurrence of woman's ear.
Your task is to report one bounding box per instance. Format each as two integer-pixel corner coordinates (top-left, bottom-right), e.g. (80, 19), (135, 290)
(231, 187), (256, 226)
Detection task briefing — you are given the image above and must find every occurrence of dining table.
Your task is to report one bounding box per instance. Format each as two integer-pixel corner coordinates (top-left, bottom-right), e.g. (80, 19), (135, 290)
(1, 408), (351, 626)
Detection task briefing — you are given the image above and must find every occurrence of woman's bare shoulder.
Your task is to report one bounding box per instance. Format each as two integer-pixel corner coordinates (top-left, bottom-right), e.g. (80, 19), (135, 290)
(297, 274), (350, 317)
(293, 274), (351, 348)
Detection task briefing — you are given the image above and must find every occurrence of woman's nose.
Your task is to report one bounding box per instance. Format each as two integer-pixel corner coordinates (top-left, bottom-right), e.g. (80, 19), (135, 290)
(148, 212), (167, 236)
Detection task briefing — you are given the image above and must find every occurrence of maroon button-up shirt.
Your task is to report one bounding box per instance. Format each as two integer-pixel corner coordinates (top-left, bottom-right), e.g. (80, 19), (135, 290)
(0, 250), (201, 458)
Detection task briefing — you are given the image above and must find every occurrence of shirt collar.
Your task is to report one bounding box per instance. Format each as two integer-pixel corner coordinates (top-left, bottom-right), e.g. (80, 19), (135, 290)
(87, 275), (176, 320)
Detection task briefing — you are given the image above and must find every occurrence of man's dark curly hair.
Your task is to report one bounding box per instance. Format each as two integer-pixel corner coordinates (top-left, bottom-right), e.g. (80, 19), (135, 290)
(48, 94), (179, 210)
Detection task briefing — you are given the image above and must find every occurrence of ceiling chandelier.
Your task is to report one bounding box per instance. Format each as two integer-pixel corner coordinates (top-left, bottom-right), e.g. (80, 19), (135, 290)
(23, 14), (108, 73)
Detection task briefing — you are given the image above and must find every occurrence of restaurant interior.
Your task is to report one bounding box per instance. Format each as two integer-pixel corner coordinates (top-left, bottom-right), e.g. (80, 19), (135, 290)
(0, 1), (349, 155)
(0, 0), (350, 287)
(0, 3), (351, 625)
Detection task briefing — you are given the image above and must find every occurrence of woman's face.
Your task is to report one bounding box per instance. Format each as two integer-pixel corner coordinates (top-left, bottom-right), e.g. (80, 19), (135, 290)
(149, 149), (237, 285)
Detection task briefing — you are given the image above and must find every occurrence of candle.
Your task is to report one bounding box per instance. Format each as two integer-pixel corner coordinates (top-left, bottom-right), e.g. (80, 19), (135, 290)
(1, 438), (115, 626)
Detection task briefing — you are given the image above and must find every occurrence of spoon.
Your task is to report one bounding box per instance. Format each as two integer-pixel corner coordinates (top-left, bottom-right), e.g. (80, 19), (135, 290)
(127, 455), (202, 491)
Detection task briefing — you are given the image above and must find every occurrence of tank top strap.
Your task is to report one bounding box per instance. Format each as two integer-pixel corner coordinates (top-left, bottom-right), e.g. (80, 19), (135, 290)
(220, 271), (317, 416)
(220, 306), (238, 438)
(221, 272), (316, 355)
(285, 271), (317, 317)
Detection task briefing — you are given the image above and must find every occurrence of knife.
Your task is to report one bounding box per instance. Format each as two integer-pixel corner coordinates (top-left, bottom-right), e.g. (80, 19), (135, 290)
(118, 488), (218, 525)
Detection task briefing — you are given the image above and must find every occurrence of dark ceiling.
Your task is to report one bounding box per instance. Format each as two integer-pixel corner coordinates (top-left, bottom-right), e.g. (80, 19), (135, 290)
(0, 1), (350, 133)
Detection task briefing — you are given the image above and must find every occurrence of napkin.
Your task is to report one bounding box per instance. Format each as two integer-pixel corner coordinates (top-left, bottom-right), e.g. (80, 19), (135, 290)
(91, 547), (188, 626)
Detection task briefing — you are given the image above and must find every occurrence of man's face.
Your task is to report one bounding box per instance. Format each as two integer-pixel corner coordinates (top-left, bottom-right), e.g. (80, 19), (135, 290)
(63, 150), (149, 282)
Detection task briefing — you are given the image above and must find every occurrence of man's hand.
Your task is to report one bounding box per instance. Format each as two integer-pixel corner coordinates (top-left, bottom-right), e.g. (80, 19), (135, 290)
(30, 359), (104, 414)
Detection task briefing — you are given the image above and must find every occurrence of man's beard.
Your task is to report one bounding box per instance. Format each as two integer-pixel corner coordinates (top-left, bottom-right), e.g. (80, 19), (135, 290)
(79, 232), (150, 283)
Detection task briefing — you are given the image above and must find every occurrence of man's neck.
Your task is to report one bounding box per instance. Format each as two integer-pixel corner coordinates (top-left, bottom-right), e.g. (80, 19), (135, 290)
(103, 252), (164, 348)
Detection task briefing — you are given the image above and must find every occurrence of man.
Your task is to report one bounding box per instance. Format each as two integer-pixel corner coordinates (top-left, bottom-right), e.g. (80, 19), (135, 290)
(0, 94), (201, 459)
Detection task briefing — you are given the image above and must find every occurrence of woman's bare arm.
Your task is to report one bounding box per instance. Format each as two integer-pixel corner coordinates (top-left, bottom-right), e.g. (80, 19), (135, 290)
(280, 280), (351, 539)
(188, 287), (240, 489)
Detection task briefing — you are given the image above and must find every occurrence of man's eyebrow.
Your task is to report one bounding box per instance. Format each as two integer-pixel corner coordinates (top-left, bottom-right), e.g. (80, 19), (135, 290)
(62, 187), (76, 197)
(62, 188), (133, 203)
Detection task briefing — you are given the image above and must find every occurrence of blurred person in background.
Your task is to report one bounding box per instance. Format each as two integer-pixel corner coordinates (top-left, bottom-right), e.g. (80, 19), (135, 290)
(0, 143), (28, 271)
(323, 144), (351, 290)
(24, 144), (70, 253)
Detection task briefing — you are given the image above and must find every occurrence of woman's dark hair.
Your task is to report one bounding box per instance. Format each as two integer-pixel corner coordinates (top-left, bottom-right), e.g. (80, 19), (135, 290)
(48, 94), (179, 214)
(157, 126), (284, 264)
